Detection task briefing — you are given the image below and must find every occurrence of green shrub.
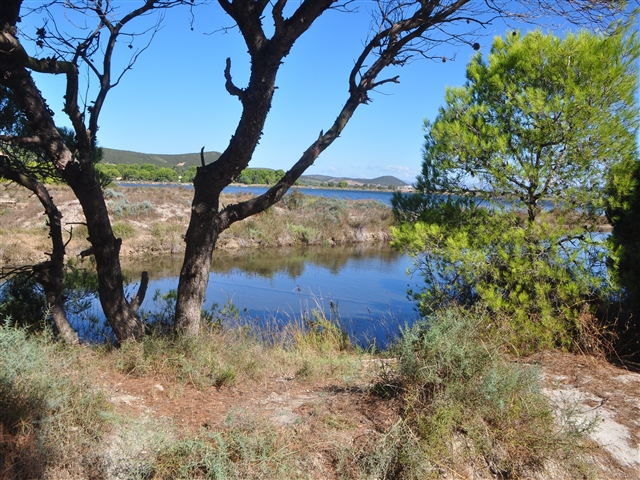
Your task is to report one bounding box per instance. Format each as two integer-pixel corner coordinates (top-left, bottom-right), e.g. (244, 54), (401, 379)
(0, 277), (49, 331)
(288, 223), (318, 244)
(392, 210), (611, 354)
(0, 325), (111, 477)
(112, 221), (135, 239)
(149, 421), (298, 479)
(377, 306), (594, 478)
(107, 198), (154, 218)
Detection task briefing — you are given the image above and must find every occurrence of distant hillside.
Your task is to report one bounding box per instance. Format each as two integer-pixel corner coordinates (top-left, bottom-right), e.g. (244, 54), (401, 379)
(102, 148), (221, 168)
(301, 174), (408, 187)
(102, 148), (408, 187)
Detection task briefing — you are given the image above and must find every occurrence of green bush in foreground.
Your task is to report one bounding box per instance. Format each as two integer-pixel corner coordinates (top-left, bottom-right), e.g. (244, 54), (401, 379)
(360, 307), (595, 478)
(392, 212), (611, 354)
(0, 324), (112, 478)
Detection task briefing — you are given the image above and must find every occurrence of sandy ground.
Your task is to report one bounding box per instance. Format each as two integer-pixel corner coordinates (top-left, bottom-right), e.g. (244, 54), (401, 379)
(535, 352), (640, 479)
(105, 352), (640, 479)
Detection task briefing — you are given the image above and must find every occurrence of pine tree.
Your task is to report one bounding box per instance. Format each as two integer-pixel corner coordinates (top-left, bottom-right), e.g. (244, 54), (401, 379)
(393, 25), (639, 352)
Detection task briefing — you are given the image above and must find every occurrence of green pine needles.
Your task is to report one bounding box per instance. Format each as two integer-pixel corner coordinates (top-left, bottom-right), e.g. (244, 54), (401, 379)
(393, 24), (639, 354)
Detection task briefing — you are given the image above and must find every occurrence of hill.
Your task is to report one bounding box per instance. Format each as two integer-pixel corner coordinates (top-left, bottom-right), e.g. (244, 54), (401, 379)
(102, 148), (221, 168)
(102, 148), (409, 187)
(300, 174), (408, 187)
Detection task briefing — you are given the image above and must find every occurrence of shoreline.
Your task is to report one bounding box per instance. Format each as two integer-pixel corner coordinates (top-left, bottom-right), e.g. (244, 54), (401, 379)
(0, 184), (395, 267)
(115, 180), (413, 193)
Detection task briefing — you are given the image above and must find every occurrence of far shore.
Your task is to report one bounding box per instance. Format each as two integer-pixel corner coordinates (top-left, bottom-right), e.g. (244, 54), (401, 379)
(115, 180), (414, 193)
(0, 184), (395, 267)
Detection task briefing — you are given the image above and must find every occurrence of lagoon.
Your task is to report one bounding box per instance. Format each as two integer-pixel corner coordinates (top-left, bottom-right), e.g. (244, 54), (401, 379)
(121, 244), (420, 347)
(118, 182), (398, 206)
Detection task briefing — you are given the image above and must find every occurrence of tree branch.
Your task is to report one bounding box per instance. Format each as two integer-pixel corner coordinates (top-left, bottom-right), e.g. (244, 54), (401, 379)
(224, 57), (245, 100)
(272, 0), (287, 34)
(130, 271), (149, 313)
(214, 91), (361, 232)
(0, 135), (44, 147)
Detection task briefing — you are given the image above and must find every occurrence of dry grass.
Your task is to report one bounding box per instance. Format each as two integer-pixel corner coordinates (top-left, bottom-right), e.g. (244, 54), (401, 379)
(0, 184), (393, 267)
(1, 306), (622, 479)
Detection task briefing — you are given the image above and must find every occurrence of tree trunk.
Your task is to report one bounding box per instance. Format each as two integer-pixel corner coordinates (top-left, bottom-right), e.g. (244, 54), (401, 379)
(68, 168), (145, 341)
(36, 189), (80, 345)
(0, 156), (79, 344)
(174, 186), (220, 333)
(174, 81), (362, 334)
(40, 272), (80, 345)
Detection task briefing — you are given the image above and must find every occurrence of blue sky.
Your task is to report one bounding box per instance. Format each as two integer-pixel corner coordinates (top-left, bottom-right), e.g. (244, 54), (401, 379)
(21, 2), (623, 183)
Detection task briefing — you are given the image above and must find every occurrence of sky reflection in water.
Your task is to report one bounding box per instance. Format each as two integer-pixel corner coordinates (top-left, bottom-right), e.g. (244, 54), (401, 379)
(125, 244), (420, 348)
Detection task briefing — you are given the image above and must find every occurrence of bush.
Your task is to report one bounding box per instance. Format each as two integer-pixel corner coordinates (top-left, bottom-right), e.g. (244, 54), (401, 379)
(393, 210), (612, 354)
(0, 277), (49, 331)
(371, 306), (594, 478)
(107, 197), (154, 218)
(0, 325), (111, 477)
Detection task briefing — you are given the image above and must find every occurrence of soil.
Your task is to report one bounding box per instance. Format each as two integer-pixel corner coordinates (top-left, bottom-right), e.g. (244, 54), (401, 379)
(534, 352), (640, 479)
(0, 184), (393, 266)
(104, 353), (640, 479)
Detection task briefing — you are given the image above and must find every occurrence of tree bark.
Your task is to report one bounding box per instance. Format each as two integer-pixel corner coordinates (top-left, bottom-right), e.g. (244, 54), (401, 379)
(68, 169), (144, 341)
(0, 156), (79, 344)
(31, 186), (79, 344)
(174, 194), (220, 333)
(0, 50), (144, 342)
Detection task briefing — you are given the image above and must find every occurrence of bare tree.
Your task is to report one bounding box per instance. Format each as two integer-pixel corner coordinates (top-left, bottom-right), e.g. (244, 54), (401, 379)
(0, 0), (629, 341)
(0, 157), (79, 343)
(173, 0), (630, 333)
(0, 0), (192, 342)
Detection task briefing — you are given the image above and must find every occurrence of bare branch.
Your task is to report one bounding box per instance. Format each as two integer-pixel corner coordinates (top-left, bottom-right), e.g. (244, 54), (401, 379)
(224, 57), (246, 100)
(130, 271), (149, 313)
(213, 91), (363, 232)
(272, 0), (287, 33)
(370, 75), (400, 91)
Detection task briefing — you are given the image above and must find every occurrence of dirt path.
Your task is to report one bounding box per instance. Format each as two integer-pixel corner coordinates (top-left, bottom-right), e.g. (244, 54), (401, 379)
(106, 360), (399, 434)
(104, 353), (640, 479)
(535, 352), (640, 479)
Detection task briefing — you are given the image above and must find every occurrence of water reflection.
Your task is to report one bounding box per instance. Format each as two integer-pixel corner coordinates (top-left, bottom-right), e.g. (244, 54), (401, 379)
(122, 244), (420, 347)
(122, 244), (404, 281)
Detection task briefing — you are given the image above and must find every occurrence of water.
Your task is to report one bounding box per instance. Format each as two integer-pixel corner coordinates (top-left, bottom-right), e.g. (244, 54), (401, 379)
(117, 182), (397, 206)
(120, 244), (420, 347)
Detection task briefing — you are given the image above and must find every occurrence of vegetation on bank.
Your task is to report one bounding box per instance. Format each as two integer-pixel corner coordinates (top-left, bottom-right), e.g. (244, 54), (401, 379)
(0, 186), (394, 265)
(0, 306), (600, 479)
(94, 161), (403, 191)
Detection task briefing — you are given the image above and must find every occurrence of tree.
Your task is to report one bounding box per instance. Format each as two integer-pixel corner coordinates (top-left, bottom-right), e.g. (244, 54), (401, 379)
(0, 86), (80, 343)
(607, 146), (640, 320)
(182, 165), (198, 183)
(0, 0), (193, 342)
(156, 167), (179, 183)
(392, 27), (639, 352)
(0, 0), (630, 341)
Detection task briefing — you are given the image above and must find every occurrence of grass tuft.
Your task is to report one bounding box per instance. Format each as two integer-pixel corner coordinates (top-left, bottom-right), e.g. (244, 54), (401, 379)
(366, 305), (597, 478)
(0, 323), (112, 478)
